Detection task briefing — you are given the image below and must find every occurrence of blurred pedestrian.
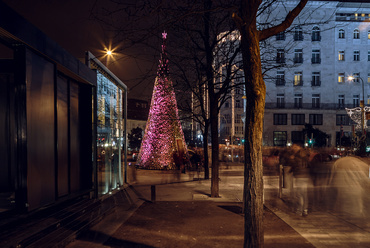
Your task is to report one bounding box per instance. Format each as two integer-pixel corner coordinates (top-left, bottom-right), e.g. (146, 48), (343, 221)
(279, 144), (311, 216)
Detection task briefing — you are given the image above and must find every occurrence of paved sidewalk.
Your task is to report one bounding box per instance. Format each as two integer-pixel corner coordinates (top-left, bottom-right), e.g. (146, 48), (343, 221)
(264, 175), (370, 248)
(66, 165), (370, 247)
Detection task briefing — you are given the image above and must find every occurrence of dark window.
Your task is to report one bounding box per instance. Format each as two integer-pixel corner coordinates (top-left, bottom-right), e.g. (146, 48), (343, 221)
(291, 131), (305, 145)
(273, 131), (287, 146)
(276, 32), (285, 41)
(338, 94), (345, 109)
(312, 27), (321, 41)
(312, 94), (320, 108)
(339, 29), (345, 39)
(294, 94), (302, 108)
(336, 114), (351, 125)
(277, 93), (285, 108)
(224, 114), (231, 123)
(311, 49), (321, 64)
(276, 71), (285, 86)
(354, 50), (360, 61)
(309, 114), (323, 125)
(353, 94), (360, 107)
(276, 49), (285, 63)
(274, 114), (287, 125)
(294, 49), (303, 63)
(291, 114), (305, 125)
(294, 26), (303, 41)
(354, 29), (360, 39)
(312, 72), (321, 86)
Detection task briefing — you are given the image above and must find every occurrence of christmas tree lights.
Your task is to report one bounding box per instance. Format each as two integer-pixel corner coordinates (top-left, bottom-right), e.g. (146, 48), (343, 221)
(136, 32), (189, 170)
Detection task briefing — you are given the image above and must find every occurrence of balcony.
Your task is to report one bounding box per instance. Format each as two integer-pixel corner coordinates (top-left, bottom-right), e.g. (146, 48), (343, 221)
(265, 102), (357, 110)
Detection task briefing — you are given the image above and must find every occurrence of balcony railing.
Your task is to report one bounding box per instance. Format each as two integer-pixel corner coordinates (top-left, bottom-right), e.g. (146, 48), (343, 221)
(265, 102), (358, 110)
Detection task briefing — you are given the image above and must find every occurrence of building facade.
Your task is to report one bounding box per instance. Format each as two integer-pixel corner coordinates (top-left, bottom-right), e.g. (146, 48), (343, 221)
(217, 1), (370, 148)
(262, 1), (370, 147)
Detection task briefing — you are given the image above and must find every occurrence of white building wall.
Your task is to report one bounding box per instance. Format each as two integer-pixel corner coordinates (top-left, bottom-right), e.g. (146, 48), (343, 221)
(262, 1), (370, 147)
(216, 1), (370, 147)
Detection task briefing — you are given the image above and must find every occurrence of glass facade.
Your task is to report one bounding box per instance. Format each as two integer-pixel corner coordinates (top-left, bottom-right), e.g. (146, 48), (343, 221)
(96, 71), (125, 196)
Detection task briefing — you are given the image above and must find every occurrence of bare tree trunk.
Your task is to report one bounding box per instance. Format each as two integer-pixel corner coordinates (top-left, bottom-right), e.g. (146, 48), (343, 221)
(233, 1), (308, 246)
(241, 24), (265, 248)
(209, 100), (220, 197)
(203, 124), (209, 179)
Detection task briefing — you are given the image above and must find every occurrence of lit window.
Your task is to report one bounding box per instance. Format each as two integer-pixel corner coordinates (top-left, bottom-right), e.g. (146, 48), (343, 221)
(273, 131), (287, 146)
(294, 72), (303, 86)
(339, 51), (345, 61)
(368, 30), (370, 39)
(368, 73), (370, 83)
(338, 73), (345, 83)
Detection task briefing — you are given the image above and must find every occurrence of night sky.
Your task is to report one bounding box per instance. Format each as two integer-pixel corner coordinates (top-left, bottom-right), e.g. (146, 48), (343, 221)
(3, 0), (155, 100)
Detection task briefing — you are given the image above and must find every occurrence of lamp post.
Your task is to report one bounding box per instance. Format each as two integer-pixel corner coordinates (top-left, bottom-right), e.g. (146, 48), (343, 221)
(348, 75), (366, 155)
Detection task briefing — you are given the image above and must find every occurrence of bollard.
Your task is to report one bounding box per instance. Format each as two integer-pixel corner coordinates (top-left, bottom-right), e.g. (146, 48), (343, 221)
(279, 164), (283, 199)
(151, 185), (156, 202)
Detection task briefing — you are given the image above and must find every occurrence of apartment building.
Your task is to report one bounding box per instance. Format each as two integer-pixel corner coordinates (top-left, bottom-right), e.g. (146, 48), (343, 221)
(217, 1), (370, 147)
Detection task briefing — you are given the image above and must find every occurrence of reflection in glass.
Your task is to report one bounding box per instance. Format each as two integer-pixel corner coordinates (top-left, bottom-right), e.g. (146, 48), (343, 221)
(97, 72), (123, 195)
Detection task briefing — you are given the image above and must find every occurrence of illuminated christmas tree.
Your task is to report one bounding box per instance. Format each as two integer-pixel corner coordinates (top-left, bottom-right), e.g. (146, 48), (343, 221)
(136, 32), (189, 170)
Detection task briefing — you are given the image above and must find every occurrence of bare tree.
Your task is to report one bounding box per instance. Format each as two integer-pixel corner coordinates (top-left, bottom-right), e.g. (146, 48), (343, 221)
(92, 0), (244, 196)
(232, 0), (308, 247)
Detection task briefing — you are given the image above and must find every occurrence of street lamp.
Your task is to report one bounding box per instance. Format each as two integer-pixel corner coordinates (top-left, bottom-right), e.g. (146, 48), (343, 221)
(348, 75), (366, 155)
